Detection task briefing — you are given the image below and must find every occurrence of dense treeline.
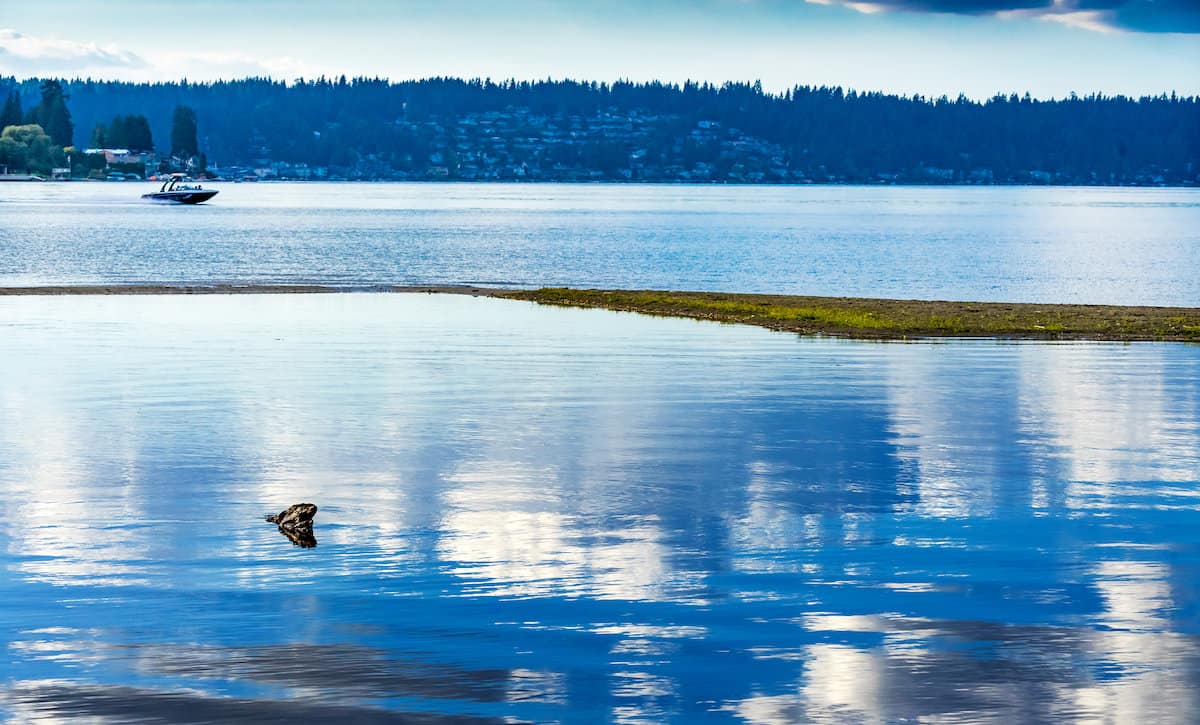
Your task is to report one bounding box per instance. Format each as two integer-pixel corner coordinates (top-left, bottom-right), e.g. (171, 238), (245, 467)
(1, 76), (1196, 183)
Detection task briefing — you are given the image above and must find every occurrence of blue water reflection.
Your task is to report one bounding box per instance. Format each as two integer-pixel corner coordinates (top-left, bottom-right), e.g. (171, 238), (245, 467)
(0, 294), (1198, 722)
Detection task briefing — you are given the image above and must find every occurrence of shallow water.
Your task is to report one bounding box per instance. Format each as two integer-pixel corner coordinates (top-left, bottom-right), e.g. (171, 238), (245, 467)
(2, 182), (1199, 305)
(0, 294), (1197, 722)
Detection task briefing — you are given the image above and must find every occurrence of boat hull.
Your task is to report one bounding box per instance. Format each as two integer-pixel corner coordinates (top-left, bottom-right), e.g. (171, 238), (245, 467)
(142, 190), (219, 204)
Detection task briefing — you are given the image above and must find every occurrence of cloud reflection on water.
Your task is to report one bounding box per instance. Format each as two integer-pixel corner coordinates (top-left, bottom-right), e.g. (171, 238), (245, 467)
(0, 295), (1198, 722)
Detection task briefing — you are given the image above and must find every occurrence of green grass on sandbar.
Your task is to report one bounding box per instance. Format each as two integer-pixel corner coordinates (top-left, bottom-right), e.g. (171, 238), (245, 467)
(500, 288), (1200, 342)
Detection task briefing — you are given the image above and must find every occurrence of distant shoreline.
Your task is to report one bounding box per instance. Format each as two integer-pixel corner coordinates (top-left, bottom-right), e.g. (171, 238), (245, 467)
(2, 285), (1197, 342)
(13, 178), (1198, 189)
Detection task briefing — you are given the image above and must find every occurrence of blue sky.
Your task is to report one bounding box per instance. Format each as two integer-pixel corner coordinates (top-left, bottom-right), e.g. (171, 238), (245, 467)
(0, 0), (1196, 98)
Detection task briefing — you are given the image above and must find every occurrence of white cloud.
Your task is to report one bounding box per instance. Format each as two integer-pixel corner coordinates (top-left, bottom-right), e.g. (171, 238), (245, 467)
(153, 50), (314, 81)
(0, 28), (315, 81)
(1036, 11), (1115, 34)
(998, 3), (1118, 34)
(0, 27), (145, 74)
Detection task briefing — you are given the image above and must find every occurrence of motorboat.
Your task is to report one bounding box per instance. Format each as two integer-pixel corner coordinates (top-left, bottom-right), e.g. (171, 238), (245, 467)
(142, 174), (218, 204)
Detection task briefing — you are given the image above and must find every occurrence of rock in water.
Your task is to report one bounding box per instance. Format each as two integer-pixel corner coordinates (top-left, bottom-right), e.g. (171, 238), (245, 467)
(266, 503), (318, 529)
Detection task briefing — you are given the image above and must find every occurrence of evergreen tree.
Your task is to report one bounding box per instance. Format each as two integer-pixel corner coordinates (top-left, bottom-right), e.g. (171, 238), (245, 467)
(104, 114), (154, 150)
(126, 114), (153, 151)
(34, 80), (73, 146)
(90, 122), (108, 148)
(0, 91), (22, 130)
(171, 106), (198, 157)
(107, 116), (128, 147)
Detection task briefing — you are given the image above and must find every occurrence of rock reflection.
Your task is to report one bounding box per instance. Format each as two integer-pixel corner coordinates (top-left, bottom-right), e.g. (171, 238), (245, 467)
(275, 523), (318, 548)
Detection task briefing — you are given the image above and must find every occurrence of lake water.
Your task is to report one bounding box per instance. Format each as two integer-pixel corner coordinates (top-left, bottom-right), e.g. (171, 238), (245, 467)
(2, 182), (1199, 306)
(1, 293), (1198, 723)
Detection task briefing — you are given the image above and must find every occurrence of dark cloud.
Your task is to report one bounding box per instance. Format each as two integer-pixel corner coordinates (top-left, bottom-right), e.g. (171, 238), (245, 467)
(809, 0), (1200, 33)
(1086, 0), (1200, 33)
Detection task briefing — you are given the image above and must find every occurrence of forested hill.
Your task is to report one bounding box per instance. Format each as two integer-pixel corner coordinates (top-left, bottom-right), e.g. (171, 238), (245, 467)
(3, 76), (1197, 184)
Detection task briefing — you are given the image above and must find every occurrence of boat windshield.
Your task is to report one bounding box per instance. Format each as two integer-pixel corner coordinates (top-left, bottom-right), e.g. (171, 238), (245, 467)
(160, 177), (202, 192)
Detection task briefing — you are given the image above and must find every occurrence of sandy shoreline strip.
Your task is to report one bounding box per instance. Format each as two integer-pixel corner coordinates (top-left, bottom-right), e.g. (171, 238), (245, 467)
(1, 284), (1197, 341)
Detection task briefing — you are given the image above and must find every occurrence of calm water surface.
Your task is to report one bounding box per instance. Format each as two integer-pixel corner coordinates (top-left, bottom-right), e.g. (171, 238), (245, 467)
(1, 294), (1197, 722)
(2, 182), (1198, 305)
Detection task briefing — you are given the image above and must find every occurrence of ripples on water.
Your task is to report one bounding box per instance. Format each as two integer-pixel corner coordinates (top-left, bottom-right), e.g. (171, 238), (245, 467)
(0, 294), (1197, 722)
(2, 182), (1199, 305)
